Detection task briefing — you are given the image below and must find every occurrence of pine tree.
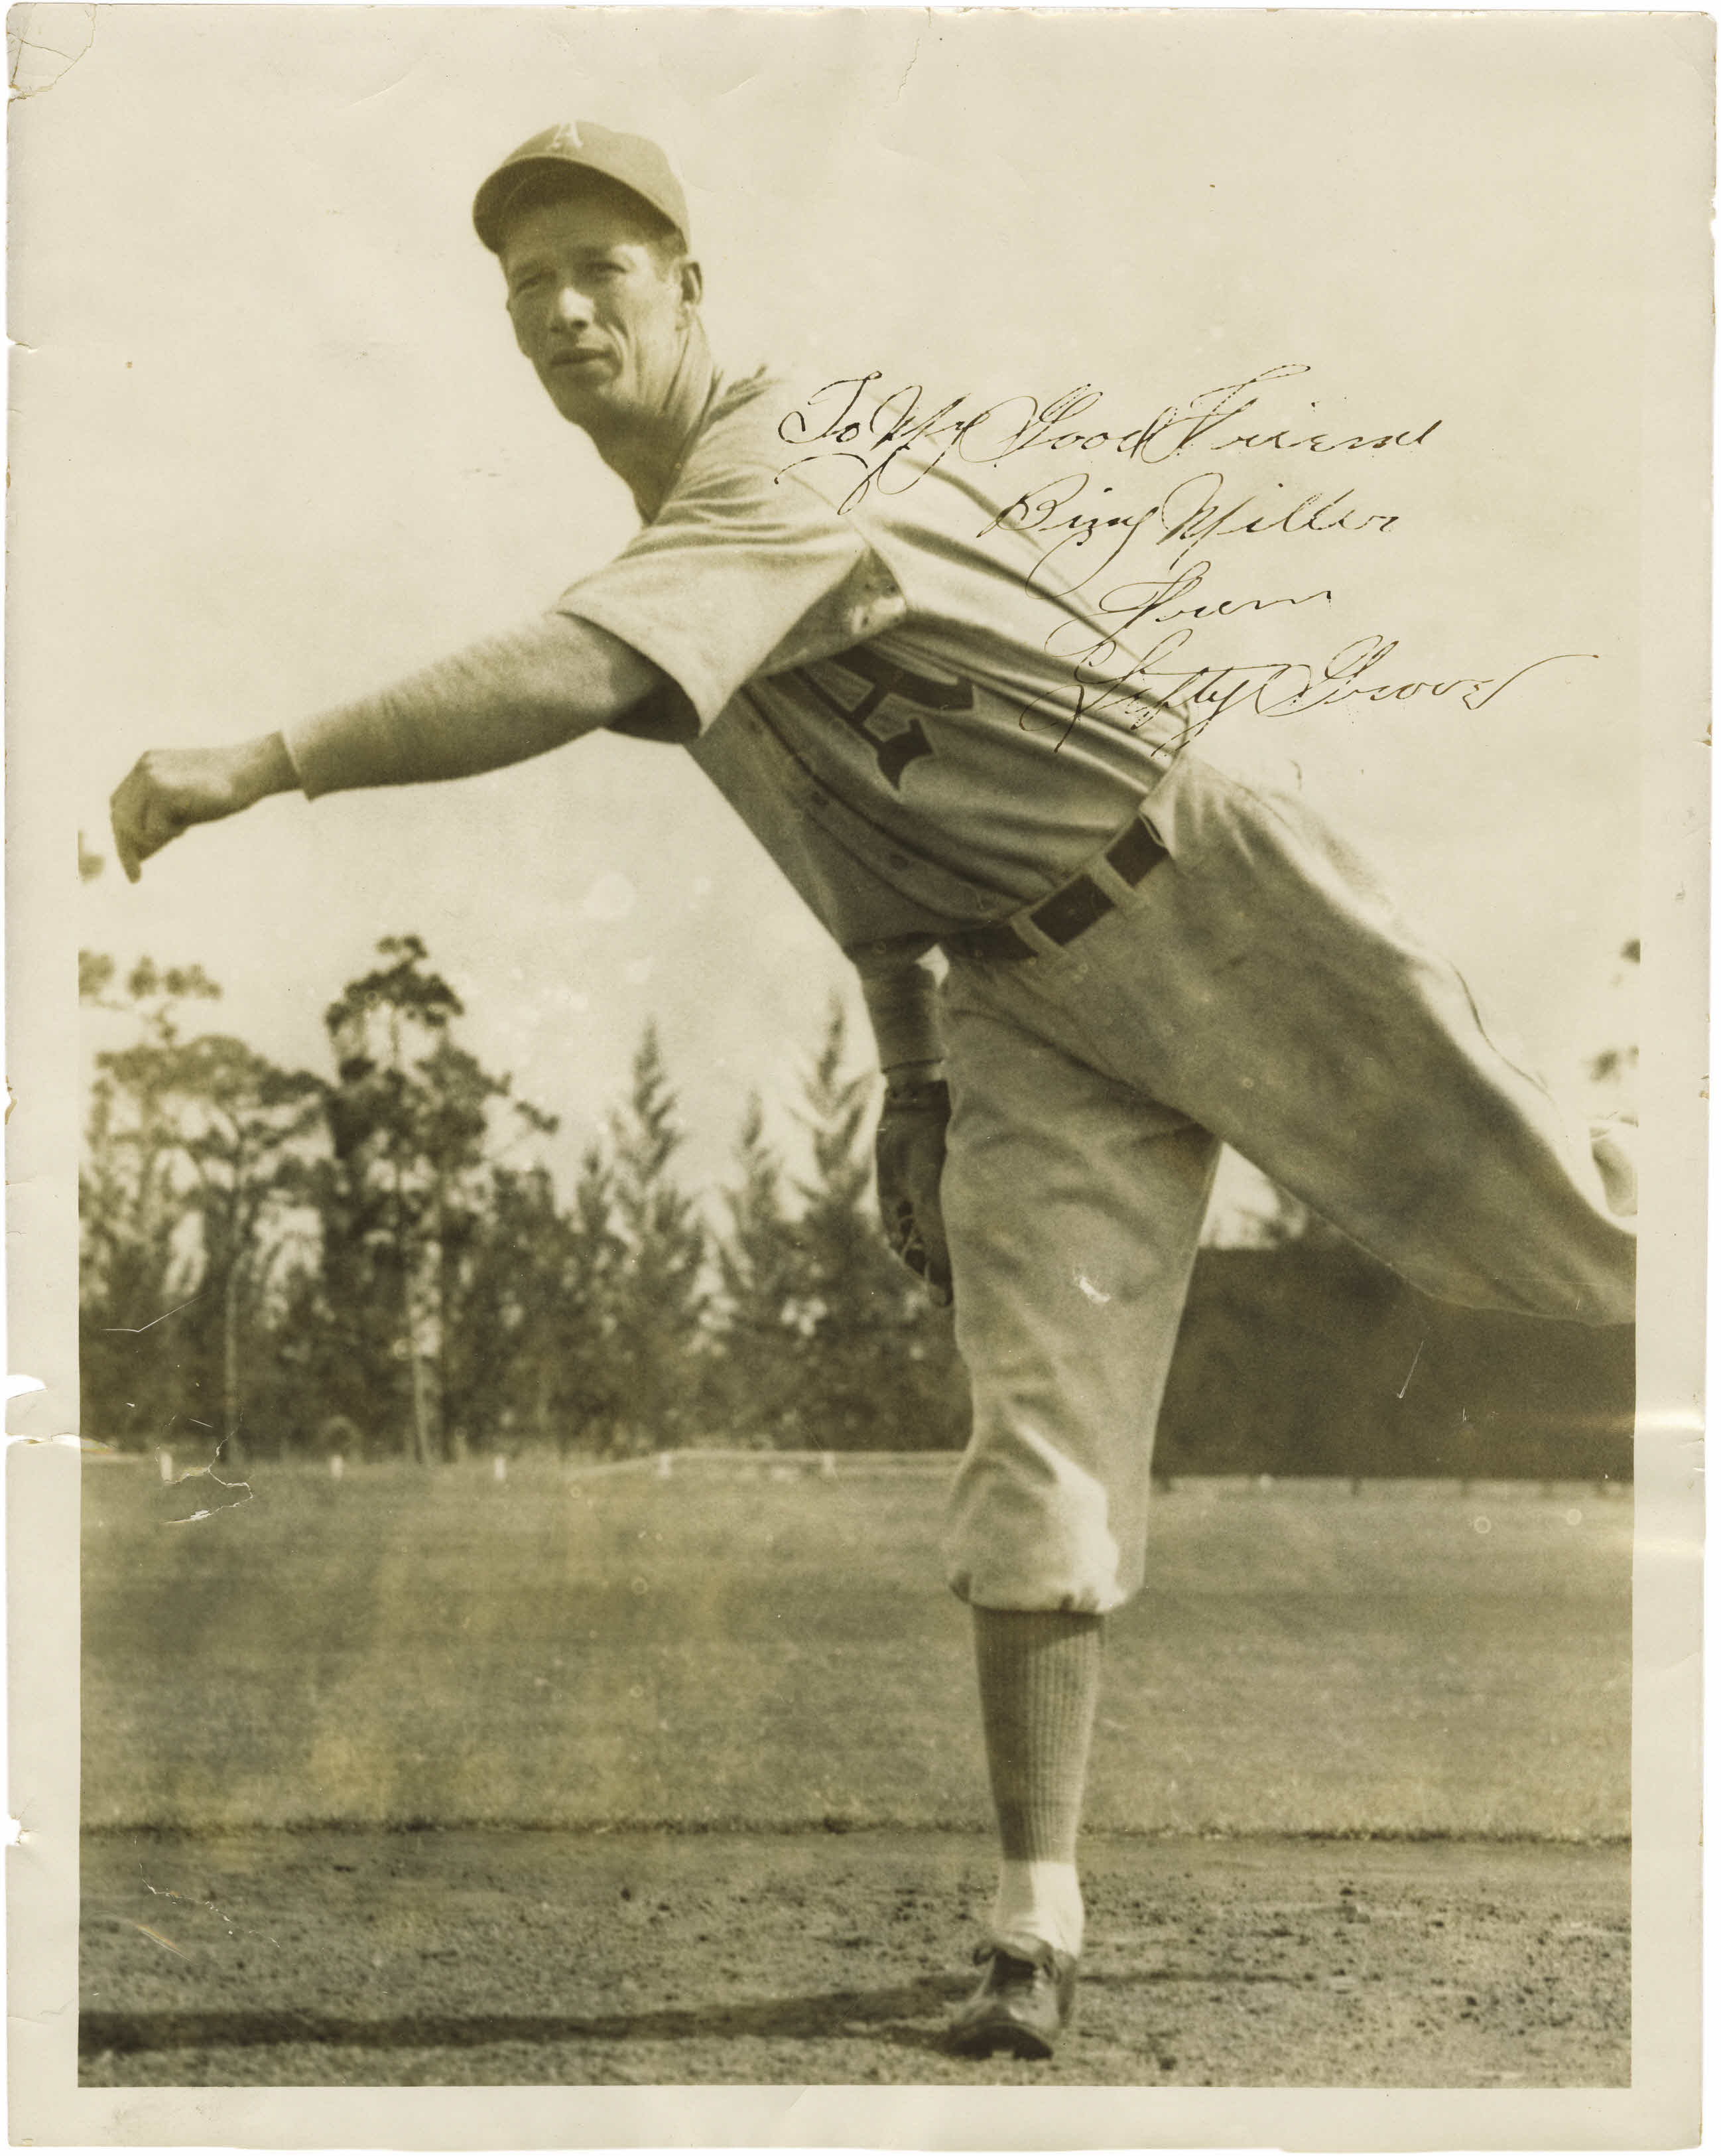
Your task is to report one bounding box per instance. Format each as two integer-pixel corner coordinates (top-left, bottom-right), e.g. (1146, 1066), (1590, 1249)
(551, 1140), (630, 1449)
(711, 1095), (810, 1444)
(314, 935), (526, 1461)
(708, 1002), (968, 1451)
(434, 1094), (572, 1456)
(592, 1024), (708, 1455)
(316, 936), (462, 1459)
(79, 955), (320, 1454)
(158, 1034), (324, 1459)
(790, 1001), (965, 1448)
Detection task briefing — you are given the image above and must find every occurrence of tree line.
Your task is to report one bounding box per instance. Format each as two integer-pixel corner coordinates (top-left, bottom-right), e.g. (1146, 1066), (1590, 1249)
(79, 936), (967, 1463)
(80, 934), (1637, 1481)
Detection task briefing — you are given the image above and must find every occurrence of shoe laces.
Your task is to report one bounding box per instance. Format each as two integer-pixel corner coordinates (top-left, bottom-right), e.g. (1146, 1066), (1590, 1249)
(976, 1940), (1058, 1978)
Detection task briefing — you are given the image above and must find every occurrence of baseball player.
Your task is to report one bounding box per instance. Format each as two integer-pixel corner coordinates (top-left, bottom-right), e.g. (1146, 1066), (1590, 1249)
(110, 123), (1635, 2063)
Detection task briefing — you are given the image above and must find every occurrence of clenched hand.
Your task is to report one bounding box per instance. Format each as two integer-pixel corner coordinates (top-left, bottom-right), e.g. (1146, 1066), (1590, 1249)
(109, 734), (296, 883)
(875, 1071), (952, 1307)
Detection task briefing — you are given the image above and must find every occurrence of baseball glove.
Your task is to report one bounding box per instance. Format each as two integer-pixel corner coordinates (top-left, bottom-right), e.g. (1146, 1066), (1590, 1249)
(875, 1072), (953, 1308)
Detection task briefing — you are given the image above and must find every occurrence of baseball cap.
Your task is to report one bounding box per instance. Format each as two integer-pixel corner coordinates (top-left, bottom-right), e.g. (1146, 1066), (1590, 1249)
(473, 121), (690, 253)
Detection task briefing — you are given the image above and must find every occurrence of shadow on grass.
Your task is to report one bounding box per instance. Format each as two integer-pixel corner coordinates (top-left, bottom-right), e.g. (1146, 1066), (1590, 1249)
(81, 1974), (978, 2064)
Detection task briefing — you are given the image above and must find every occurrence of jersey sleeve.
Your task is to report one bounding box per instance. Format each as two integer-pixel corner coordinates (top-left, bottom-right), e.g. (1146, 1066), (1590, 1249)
(554, 382), (909, 730)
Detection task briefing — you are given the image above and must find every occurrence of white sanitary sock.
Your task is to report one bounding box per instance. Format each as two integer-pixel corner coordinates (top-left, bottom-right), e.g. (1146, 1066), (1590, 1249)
(991, 1858), (1084, 1961)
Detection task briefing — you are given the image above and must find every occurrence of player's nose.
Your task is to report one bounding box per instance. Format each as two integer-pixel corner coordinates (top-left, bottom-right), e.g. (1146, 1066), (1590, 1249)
(553, 282), (595, 328)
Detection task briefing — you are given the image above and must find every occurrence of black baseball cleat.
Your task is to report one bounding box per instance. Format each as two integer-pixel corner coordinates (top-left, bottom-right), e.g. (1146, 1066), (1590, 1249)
(946, 1942), (1079, 2060)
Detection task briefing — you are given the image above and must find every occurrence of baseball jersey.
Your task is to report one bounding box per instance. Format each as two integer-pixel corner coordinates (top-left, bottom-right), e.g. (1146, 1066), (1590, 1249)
(556, 367), (1188, 951)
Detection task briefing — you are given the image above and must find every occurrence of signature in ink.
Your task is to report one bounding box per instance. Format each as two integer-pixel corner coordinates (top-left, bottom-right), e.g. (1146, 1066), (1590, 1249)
(1015, 633), (1597, 753)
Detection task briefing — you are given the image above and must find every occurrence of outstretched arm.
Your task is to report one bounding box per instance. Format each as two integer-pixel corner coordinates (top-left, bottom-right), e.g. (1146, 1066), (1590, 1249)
(109, 732), (300, 883)
(110, 614), (667, 882)
(855, 940), (953, 1308)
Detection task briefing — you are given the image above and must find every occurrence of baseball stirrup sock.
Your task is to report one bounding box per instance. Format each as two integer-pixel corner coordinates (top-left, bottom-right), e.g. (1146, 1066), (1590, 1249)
(972, 1607), (1104, 1957)
(993, 1858), (1084, 1963)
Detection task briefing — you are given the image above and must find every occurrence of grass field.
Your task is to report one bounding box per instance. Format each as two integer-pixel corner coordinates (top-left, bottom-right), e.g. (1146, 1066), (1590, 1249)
(81, 1457), (1631, 2086)
(83, 1456), (1631, 1841)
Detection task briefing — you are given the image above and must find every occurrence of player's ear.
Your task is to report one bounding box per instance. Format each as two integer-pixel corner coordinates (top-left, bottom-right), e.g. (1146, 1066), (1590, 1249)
(676, 256), (703, 318)
(498, 268), (530, 357)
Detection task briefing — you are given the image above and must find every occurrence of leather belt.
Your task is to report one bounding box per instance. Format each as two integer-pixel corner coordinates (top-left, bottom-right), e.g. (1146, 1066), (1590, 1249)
(942, 813), (1169, 965)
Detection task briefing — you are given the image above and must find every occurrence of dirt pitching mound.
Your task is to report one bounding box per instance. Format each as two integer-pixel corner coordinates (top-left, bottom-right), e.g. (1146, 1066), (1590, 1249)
(82, 1828), (1627, 2087)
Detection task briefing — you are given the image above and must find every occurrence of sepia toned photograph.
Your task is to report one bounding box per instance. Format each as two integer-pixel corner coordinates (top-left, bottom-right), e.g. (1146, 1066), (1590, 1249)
(7, 5), (1706, 2143)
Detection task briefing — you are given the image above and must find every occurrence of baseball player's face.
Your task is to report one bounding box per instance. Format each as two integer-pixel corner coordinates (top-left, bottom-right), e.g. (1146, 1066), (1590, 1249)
(500, 193), (702, 430)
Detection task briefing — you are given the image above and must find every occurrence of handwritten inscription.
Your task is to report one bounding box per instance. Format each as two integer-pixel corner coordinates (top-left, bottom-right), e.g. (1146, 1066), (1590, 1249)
(777, 366), (1443, 511)
(776, 365), (1594, 754)
(1017, 634), (1596, 756)
(984, 470), (1399, 588)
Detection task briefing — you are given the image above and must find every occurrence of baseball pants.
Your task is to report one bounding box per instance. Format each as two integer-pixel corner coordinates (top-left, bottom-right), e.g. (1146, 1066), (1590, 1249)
(936, 752), (1635, 1615)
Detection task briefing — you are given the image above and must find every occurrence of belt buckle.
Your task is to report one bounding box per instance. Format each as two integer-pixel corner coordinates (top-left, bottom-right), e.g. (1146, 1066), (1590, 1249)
(946, 810), (1165, 965)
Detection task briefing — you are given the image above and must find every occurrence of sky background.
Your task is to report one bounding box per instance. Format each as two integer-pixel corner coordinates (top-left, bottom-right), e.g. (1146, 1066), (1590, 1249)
(17, 8), (1650, 1213)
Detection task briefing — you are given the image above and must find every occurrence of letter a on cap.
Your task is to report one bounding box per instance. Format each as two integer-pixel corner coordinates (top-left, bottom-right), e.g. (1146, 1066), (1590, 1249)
(472, 121), (690, 252)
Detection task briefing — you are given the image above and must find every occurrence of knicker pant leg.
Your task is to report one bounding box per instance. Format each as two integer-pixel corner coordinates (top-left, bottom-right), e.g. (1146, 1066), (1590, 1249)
(938, 993), (1221, 1615)
(1004, 757), (1634, 1327)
